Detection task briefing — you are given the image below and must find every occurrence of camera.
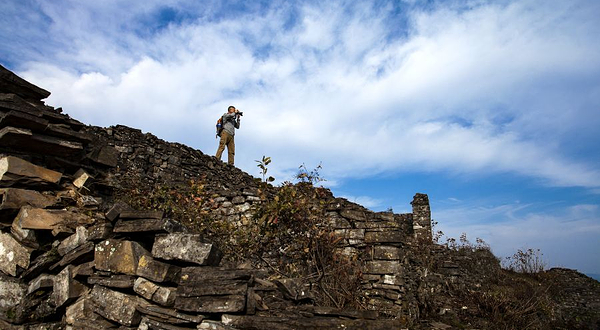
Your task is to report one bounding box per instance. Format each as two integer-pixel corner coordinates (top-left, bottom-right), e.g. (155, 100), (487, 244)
(236, 111), (243, 116)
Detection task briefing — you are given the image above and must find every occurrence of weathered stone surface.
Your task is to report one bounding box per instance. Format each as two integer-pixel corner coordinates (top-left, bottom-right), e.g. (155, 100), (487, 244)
(86, 222), (112, 241)
(369, 245), (403, 260)
(364, 261), (403, 275)
(0, 232), (32, 276)
(105, 202), (131, 221)
(119, 210), (164, 219)
(178, 267), (254, 284)
(0, 64), (51, 101)
(138, 316), (195, 330)
(88, 275), (136, 288)
(0, 275), (26, 310)
(136, 304), (203, 324)
(0, 127), (83, 156)
(88, 146), (118, 167)
(27, 274), (54, 295)
(152, 234), (222, 266)
(221, 314), (405, 330)
(340, 209), (368, 221)
(14, 206), (94, 233)
(175, 295), (246, 313)
(0, 156), (61, 187)
(58, 226), (88, 256)
(137, 255), (181, 283)
(94, 239), (150, 275)
(0, 188), (55, 211)
(364, 231), (404, 244)
(50, 241), (94, 270)
(10, 219), (39, 248)
(72, 260), (95, 277)
(114, 218), (184, 233)
(52, 265), (88, 308)
(20, 248), (60, 280)
(134, 277), (176, 307)
(72, 168), (92, 188)
(198, 320), (237, 330)
(178, 280), (248, 297)
(65, 294), (93, 325)
(303, 306), (379, 319)
(90, 284), (142, 326)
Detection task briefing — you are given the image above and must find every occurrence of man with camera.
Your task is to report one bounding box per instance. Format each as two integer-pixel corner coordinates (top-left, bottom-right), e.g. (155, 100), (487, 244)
(216, 105), (242, 165)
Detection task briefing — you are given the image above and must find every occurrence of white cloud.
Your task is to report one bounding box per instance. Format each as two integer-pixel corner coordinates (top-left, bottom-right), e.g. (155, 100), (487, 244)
(434, 201), (600, 273)
(12, 0), (600, 189)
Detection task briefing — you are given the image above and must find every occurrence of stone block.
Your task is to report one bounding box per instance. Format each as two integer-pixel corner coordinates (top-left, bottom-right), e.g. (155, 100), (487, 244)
(152, 234), (222, 266)
(65, 294), (95, 325)
(86, 222), (112, 241)
(369, 246), (403, 260)
(198, 320), (238, 330)
(134, 277), (176, 307)
(20, 248), (60, 280)
(50, 241), (94, 270)
(90, 284), (142, 326)
(94, 239), (150, 275)
(105, 202), (131, 221)
(0, 127), (83, 157)
(0, 232), (33, 276)
(27, 274), (54, 295)
(364, 231), (404, 244)
(135, 304), (203, 324)
(340, 209), (367, 221)
(87, 275), (136, 288)
(274, 278), (313, 302)
(0, 276), (26, 310)
(72, 169), (92, 188)
(178, 267), (254, 284)
(88, 146), (118, 167)
(383, 274), (404, 286)
(114, 218), (184, 233)
(0, 188), (55, 211)
(138, 316), (194, 330)
(364, 261), (402, 275)
(137, 255), (181, 283)
(13, 206), (94, 234)
(119, 210), (164, 219)
(175, 295), (246, 313)
(178, 280), (248, 297)
(52, 265), (88, 308)
(0, 156), (61, 187)
(58, 226), (88, 256)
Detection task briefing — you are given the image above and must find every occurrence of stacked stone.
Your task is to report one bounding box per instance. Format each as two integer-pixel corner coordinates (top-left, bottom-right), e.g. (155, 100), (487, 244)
(323, 197), (424, 318)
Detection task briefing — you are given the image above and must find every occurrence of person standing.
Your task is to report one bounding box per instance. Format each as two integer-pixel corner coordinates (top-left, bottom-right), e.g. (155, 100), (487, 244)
(216, 105), (241, 165)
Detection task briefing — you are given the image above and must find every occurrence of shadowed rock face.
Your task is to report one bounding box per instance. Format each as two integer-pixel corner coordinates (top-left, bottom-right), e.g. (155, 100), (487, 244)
(0, 64), (597, 330)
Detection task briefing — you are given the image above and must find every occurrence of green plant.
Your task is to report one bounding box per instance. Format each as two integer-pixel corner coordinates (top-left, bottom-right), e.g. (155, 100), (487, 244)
(256, 155), (275, 183)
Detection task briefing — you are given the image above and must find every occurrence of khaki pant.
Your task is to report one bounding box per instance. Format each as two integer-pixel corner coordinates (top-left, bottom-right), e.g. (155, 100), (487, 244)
(216, 131), (235, 165)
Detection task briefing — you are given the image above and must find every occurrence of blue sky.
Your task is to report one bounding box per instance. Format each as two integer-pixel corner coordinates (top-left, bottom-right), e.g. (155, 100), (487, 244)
(2, 0), (600, 274)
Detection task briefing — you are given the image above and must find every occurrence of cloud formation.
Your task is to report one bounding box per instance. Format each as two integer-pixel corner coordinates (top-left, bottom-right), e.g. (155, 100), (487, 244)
(9, 0), (600, 189)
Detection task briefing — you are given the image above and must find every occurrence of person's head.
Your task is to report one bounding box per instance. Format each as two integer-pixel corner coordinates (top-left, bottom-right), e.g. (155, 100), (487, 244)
(228, 105), (236, 113)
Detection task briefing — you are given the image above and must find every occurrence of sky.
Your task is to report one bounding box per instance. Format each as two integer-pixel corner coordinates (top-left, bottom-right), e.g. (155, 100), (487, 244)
(1, 0), (599, 274)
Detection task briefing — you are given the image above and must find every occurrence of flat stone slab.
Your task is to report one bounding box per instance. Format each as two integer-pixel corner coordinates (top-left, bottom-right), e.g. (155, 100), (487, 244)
(135, 304), (203, 324)
(87, 275), (136, 289)
(0, 127), (83, 157)
(114, 218), (184, 233)
(364, 260), (403, 275)
(152, 234), (222, 266)
(90, 284), (142, 327)
(0, 188), (55, 211)
(136, 255), (181, 283)
(364, 231), (404, 244)
(14, 206), (94, 234)
(27, 274), (54, 295)
(119, 210), (164, 219)
(0, 156), (61, 187)
(0, 275), (27, 310)
(0, 232), (33, 276)
(94, 239), (150, 275)
(174, 295), (246, 313)
(134, 277), (176, 307)
(52, 265), (88, 308)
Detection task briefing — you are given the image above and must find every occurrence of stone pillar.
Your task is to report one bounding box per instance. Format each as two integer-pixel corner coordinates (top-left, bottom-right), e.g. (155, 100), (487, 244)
(411, 193), (432, 243)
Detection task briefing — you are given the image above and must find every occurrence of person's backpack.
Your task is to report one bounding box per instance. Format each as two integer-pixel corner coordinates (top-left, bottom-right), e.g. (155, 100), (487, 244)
(216, 116), (224, 138)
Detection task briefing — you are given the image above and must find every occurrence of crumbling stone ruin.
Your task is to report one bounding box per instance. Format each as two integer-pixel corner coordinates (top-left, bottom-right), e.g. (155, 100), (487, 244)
(0, 64), (599, 329)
